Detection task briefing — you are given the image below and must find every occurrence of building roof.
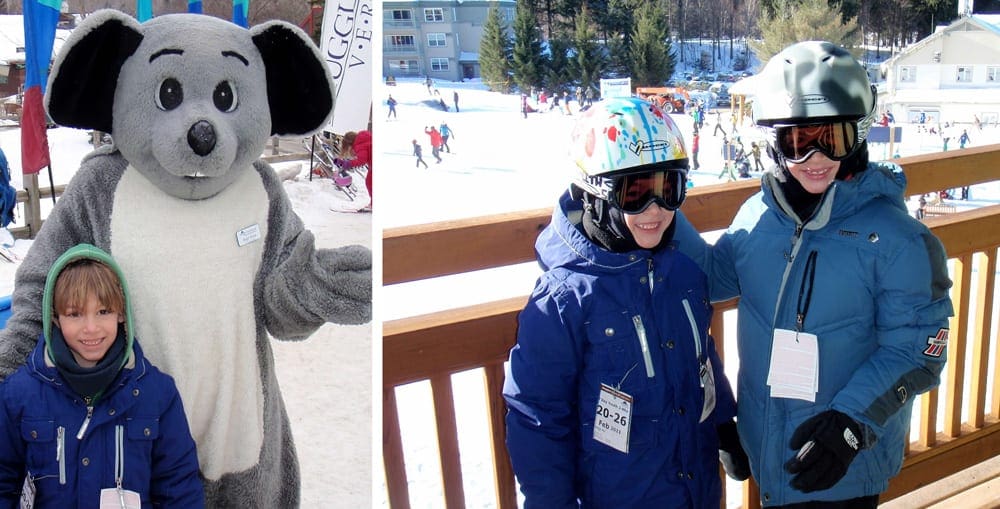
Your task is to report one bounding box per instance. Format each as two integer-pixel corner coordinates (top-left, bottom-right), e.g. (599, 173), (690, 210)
(0, 15), (72, 65)
(884, 14), (1000, 68)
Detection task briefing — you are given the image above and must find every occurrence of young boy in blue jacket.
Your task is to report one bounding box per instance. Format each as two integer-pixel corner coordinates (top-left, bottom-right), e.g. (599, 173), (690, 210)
(503, 97), (748, 509)
(0, 244), (203, 508)
(674, 42), (954, 508)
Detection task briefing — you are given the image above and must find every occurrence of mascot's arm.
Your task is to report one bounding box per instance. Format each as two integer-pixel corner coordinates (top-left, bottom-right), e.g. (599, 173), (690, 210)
(0, 154), (121, 378)
(257, 161), (372, 339)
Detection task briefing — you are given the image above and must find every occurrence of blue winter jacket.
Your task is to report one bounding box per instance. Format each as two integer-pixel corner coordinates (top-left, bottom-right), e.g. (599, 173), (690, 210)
(503, 191), (737, 509)
(674, 162), (953, 506)
(0, 338), (204, 508)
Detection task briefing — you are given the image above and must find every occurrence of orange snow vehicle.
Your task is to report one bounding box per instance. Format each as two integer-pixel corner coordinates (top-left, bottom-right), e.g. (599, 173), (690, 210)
(635, 87), (691, 113)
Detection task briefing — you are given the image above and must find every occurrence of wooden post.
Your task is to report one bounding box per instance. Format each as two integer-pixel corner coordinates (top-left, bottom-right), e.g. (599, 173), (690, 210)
(23, 173), (41, 238)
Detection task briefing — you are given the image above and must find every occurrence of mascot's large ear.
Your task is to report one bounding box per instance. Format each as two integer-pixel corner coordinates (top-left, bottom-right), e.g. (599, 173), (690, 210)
(46, 10), (143, 133)
(251, 22), (335, 136)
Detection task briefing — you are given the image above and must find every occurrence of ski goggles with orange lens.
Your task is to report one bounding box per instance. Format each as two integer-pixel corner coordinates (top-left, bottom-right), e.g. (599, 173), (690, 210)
(775, 121), (859, 163)
(611, 169), (687, 214)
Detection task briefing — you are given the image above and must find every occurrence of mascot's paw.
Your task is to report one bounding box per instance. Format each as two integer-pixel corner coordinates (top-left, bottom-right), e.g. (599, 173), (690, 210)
(321, 245), (372, 324)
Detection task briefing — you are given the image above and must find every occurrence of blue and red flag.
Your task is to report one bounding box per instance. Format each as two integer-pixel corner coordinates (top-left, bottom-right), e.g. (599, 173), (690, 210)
(233, 0), (249, 27)
(188, 0), (203, 14)
(137, 0), (153, 22)
(21, 0), (61, 175)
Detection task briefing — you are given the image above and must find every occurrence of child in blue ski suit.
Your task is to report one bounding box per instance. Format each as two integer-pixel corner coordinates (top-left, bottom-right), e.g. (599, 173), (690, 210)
(503, 98), (747, 509)
(0, 244), (203, 507)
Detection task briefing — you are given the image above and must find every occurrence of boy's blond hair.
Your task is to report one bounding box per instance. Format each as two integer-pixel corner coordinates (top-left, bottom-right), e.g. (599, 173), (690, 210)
(53, 259), (125, 317)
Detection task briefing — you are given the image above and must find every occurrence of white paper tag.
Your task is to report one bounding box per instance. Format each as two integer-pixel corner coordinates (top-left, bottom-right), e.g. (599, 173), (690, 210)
(19, 476), (35, 509)
(99, 488), (141, 509)
(593, 383), (632, 453)
(767, 328), (819, 402)
(235, 224), (261, 247)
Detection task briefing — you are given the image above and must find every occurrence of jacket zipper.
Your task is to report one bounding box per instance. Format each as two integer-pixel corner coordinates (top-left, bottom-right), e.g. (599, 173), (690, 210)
(681, 298), (706, 388)
(57, 426), (65, 485)
(115, 424), (126, 504)
(632, 315), (655, 378)
(772, 222), (806, 329)
(77, 401), (94, 440)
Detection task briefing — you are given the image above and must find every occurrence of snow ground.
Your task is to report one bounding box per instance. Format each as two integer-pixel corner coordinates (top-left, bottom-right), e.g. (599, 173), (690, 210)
(0, 126), (373, 508)
(379, 77), (1000, 509)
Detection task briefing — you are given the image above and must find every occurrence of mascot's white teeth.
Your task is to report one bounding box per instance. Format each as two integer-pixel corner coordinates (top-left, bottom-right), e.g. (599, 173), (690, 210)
(185, 171), (209, 178)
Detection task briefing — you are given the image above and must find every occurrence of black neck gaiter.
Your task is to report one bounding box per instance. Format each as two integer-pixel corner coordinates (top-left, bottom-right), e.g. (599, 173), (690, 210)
(48, 324), (127, 402)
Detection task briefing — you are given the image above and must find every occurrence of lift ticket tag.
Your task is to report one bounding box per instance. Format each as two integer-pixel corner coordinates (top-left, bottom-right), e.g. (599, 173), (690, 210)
(593, 383), (632, 453)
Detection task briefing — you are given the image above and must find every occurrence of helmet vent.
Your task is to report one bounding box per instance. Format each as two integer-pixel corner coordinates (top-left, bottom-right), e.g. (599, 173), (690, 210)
(822, 55), (833, 63)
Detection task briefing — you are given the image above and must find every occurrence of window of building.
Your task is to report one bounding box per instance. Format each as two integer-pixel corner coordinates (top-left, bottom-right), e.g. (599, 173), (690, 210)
(956, 66), (973, 82)
(899, 66), (916, 83)
(424, 8), (444, 22)
(988, 67), (999, 82)
(430, 58), (449, 71)
(390, 10), (412, 22)
(428, 33), (446, 47)
(388, 59), (419, 74)
(388, 35), (415, 50)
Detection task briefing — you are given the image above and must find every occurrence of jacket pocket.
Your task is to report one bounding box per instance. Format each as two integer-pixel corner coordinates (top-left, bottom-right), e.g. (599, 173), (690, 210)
(20, 419), (56, 476)
(125, 417), (160, 468)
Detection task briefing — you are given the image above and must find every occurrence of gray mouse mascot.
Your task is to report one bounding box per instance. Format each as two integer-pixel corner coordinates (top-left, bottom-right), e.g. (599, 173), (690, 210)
(0, 9), (371, 507)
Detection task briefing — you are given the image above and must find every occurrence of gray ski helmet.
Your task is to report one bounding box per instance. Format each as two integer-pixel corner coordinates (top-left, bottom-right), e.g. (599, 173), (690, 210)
(752, 41), (877, 141)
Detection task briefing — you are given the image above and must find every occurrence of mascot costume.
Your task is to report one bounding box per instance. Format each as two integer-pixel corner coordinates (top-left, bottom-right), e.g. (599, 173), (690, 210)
(0, 10), (371, 507)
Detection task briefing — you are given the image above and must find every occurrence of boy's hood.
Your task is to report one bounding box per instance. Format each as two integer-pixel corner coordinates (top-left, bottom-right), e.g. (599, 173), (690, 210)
(42, 243), (135, 363)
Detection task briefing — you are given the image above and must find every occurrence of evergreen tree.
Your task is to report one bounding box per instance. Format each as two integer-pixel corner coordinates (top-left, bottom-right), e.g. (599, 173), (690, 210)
(545, 36), (573, 92)
(480, 3), (514, 93)
(629, 1), (674, 87)
(569, 5), (606, 95)
(512, 0), (546, 93)
(752, 0), (861, 63)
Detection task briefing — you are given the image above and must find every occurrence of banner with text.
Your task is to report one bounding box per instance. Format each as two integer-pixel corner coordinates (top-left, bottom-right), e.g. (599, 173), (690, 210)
(600, 78), (632, 100)
(320, 0), (373, 134)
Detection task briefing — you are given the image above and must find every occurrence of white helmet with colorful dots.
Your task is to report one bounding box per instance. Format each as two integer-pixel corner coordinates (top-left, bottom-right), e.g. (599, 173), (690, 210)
(570, 97), (689, 213)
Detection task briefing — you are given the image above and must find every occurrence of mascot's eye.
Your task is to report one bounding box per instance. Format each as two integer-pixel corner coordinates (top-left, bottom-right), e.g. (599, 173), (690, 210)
(214, 81), (237, 113)
(156, 78), (183, 111)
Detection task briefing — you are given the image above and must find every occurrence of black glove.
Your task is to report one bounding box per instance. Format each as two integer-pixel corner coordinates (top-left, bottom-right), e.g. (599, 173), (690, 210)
(717, 419), (750, 481)
(784, 410), (864, 492)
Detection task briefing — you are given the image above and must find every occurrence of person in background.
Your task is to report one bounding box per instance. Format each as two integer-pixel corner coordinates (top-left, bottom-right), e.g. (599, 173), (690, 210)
(0, 244), (203, 507)
(333, 130), (373, 210)
(504, 97), (747, 509)
(439, 123), (455, 153)
(412, 139), (429, 169)
(387, 94), (398, 119)
(674, 41), (953, 508)
(453, 90), (460, 112)
(424, 126), (444, 163)
(751, 141), (765, 173)
(691, 129), (701, 171)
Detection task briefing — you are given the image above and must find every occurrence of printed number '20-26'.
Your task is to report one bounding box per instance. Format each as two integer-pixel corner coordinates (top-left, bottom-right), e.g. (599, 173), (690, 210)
(596, 404), (628, 426)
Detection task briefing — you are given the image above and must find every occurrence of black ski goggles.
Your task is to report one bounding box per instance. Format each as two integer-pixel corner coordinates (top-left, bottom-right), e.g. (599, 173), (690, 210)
(611, 169), (687, 214)
(775, 121), (859, 163)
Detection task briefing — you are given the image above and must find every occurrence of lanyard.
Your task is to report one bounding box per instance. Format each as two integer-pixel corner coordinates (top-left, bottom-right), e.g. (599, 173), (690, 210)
(795, 250), (818, 332)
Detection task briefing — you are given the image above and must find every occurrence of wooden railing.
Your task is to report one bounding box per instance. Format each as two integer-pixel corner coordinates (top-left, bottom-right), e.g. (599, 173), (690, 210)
(383, 144), (1000, 509)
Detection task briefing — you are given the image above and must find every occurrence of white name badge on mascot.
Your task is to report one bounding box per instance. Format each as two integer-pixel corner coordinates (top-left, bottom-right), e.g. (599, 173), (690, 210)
(593, 383), (632, 453)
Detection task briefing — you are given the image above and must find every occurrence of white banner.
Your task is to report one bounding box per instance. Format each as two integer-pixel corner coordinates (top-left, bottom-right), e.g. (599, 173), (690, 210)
(600, 78), (632, 99)
(319, 0), (374, 134)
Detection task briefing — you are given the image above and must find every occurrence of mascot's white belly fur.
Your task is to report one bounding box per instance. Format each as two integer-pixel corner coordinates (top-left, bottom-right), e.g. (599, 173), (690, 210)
(110, 166), (269, 480)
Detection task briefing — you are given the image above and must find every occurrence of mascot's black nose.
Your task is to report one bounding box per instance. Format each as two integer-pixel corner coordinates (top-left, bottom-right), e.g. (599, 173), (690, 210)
(187, 120), (217, 157)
